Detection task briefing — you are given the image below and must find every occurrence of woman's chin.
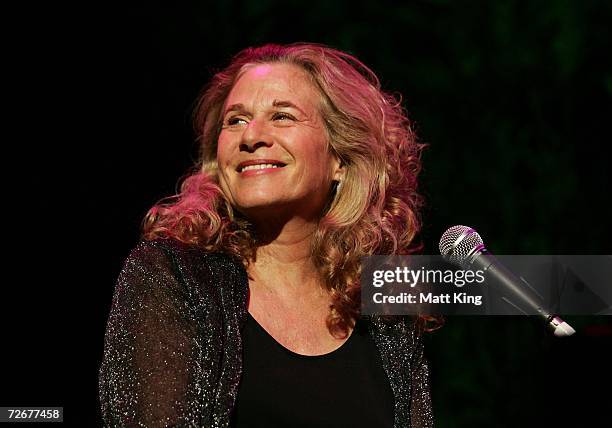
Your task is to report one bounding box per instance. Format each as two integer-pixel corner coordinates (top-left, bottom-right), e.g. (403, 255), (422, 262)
(236, 199), (323, 224)
(236, 200), (291, 218)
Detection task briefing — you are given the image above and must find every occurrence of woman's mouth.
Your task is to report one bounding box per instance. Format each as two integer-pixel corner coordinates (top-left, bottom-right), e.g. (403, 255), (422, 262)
(236, 160), (287, 173)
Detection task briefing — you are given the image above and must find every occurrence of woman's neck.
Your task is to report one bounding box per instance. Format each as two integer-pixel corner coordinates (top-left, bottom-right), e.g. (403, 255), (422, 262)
(248, 218), (325, 300)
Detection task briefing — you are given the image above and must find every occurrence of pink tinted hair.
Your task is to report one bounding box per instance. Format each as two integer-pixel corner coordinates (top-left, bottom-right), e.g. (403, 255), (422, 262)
(144, 43), (440, 336)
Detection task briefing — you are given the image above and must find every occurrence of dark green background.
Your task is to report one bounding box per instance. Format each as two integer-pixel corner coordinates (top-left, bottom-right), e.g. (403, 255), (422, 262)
(6, 0), (611, 426)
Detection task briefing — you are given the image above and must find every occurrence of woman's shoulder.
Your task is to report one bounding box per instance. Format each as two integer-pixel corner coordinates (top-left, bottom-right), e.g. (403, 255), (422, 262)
(363, 315), (427, 369)
(122, 237), (248, 299)
(362, 315), (423, 342)
(112, 237), (249, 319)
(124, 237), (243, 274)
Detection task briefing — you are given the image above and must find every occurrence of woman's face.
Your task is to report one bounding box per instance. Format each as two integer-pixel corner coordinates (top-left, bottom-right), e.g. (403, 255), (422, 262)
(217, 63), (341, 221)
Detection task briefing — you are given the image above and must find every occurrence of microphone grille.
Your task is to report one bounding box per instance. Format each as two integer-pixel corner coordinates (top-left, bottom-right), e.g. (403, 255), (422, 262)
(439, 225), (484, 264)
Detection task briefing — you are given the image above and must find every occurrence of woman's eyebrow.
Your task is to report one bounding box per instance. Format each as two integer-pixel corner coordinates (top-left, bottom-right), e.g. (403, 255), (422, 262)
(272, 99), (307, 116)
(224, 103), (246, 116)
(224, 100), (308, 117)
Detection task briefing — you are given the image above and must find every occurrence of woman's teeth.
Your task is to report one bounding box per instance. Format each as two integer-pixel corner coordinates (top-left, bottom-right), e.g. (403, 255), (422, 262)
(241, 164), (280, 172)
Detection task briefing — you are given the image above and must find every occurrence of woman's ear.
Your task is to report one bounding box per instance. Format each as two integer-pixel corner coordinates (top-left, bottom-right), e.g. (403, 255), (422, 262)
(332, 157), (344, 183)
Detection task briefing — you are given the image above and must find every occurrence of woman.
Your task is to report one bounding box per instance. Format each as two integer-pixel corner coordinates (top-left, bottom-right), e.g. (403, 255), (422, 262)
(99, 43), (434, 427)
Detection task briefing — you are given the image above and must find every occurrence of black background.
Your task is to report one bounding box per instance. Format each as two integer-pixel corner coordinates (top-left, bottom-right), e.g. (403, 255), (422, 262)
(4, 1), (612, 426)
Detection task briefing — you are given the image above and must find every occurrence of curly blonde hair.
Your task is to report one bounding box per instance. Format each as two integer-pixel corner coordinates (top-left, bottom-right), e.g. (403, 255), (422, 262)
(143, 43), (435, 337)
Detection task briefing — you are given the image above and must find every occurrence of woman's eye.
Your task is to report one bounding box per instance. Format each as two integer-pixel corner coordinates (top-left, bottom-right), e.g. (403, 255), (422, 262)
(272, 112), (295, 121)
(226, 117), (247, 126)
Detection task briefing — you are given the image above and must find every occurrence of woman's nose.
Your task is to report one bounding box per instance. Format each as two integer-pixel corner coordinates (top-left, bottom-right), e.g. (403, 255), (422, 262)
(239, 119), (273, 153)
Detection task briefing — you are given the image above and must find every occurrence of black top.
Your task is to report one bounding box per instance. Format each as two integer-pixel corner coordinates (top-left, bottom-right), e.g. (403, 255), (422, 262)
(231, 313), (395, 428)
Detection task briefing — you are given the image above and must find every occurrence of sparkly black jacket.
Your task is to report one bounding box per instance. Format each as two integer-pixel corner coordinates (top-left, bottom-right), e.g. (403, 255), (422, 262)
(99, 239), (433, 427)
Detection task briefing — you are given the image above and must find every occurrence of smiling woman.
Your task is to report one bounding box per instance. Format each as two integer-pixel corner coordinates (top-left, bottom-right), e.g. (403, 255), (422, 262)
(216, 63), (341, 222)
(99, 43), (436, 428)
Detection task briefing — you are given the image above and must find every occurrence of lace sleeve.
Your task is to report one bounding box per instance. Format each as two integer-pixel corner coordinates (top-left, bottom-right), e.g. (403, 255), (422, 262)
(99, 241), (202, 427)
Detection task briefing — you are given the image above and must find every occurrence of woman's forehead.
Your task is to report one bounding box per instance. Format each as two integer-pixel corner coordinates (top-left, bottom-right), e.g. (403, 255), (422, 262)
(227, 63), (320, 109)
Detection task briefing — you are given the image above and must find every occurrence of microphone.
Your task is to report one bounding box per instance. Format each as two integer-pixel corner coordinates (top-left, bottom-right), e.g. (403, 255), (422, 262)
(439, 225), (576, 337)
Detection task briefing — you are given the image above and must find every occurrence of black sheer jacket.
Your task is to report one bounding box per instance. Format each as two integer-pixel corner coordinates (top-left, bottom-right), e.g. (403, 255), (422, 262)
(98, 239), (433, 427)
